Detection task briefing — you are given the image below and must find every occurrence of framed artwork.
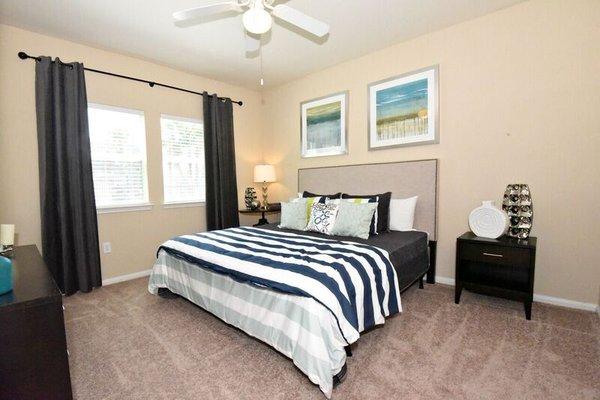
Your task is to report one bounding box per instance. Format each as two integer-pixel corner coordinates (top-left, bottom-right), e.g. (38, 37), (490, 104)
(301, 91), (348, 158)
(368, 65), (439, 150)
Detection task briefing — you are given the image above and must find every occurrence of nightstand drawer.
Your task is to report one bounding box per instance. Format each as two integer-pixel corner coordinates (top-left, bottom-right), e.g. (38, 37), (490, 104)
(460, 242), (530, 267)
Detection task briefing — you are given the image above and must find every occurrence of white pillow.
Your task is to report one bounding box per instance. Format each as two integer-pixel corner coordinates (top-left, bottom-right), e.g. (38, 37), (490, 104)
(290, 196), (321, 204)
(389, 196), (418, 231)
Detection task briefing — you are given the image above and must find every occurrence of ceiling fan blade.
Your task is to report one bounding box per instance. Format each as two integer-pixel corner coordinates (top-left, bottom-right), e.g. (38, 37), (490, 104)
(271, 4), (329, 37)
(245, 32), (261, 53)
(173, 2), (242, 24)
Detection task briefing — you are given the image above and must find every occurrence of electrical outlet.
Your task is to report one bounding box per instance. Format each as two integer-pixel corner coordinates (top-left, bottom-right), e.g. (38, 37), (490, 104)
(102, 242), (112, 254)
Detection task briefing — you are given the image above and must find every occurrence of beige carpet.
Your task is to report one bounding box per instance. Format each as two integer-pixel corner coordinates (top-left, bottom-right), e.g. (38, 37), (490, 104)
(64, 278), (599, 399)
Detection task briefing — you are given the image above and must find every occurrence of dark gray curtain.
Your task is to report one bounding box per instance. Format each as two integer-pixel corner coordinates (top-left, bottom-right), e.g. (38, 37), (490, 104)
(35, 57), (102, 295)
(203, 92), (240, 230)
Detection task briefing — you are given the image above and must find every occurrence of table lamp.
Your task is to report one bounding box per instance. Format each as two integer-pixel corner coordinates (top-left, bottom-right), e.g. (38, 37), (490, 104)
(0, 224), (15, 255)
(253, 164), (276, 209)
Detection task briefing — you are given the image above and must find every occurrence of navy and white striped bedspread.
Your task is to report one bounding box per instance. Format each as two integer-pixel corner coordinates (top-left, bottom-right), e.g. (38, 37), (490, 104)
(158, 227), (402, 343)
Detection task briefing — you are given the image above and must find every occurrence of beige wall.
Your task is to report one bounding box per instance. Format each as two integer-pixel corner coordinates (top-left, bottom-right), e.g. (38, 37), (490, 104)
(261, 0), (600, 304)
(0, 24), (264, 280)
(1, 0), (599, 305)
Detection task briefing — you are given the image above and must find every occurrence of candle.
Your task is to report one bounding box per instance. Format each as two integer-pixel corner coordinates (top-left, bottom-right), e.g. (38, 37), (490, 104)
(0, 224), (15, 246)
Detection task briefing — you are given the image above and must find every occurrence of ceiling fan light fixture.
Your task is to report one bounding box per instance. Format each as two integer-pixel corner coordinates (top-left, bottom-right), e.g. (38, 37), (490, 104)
(243, 6), (272, 35)
(174, 0), (330, 46)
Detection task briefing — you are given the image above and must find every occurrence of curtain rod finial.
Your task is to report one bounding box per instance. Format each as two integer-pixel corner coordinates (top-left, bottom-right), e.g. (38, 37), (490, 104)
(18, 51), (28, 60)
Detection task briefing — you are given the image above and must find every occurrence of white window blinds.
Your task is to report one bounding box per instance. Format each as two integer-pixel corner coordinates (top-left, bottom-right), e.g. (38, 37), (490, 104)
(88, 104), (149, 208)
(160, 115), (205, 203)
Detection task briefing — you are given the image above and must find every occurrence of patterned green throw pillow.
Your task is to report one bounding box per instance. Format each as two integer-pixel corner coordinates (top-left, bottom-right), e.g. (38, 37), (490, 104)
(331, 202), (378, 239)
(306, 203), (339, 235)
(279, 201), (309, 231)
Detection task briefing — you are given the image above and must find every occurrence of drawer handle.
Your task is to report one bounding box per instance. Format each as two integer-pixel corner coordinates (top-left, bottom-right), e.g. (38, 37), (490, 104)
(483, 252), (503, 258)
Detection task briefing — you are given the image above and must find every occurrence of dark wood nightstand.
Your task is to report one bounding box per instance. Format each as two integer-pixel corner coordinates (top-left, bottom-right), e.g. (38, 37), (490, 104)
(238, 203), (281, 226)
(455, 232), (537, 319)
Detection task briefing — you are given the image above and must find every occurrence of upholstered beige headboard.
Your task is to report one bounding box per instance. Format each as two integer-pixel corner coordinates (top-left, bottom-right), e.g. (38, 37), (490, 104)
(298, 159), (438, 240)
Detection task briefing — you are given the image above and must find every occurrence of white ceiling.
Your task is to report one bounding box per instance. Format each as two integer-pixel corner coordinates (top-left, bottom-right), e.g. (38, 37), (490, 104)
(0, 0), (523, 89)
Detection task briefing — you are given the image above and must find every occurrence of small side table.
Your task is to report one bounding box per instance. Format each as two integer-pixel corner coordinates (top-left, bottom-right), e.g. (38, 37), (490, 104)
(455, 232), (537, 319)
(238, 204), (281, 226)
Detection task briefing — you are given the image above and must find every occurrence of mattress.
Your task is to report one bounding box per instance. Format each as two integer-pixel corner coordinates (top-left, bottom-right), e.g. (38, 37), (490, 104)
(258, 224), (429, 290)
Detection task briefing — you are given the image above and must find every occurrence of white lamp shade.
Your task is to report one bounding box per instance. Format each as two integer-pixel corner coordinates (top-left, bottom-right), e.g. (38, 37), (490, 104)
(254, 164), (276, 183)
(0, 224), (15, 246)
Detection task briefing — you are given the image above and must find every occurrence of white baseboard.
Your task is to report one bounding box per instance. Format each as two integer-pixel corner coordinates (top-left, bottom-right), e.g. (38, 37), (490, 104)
(434, 276), (456, 286)
(99, 269), (599, 314)
(532, 293), (598, 312)
(102, 269), (152, 286)
(433, 276), (598, 312)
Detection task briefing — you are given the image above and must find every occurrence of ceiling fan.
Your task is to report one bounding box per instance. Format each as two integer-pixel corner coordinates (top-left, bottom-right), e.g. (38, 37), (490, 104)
(173, 0), (330, 52)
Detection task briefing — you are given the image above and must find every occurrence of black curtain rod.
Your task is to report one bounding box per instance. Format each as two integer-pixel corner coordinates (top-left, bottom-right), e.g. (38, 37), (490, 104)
(17, 51), (243, 106)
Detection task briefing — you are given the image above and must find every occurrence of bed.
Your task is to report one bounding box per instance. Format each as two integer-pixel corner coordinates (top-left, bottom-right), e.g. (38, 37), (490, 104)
(148, 159), (438, 398)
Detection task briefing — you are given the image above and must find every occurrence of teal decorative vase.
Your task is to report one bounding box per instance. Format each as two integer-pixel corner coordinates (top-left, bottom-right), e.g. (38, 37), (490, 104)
(0, 255), (13, 295)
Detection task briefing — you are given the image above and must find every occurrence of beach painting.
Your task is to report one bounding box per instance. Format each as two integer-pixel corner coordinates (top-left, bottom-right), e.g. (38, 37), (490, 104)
(369, 66), (438, 149)
(301, 92), (347, 157)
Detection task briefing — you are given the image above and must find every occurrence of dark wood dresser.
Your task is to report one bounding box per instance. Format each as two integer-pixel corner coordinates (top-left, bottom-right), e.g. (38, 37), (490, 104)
(455, 232), (537, 319)
(0, 245), (73, 399)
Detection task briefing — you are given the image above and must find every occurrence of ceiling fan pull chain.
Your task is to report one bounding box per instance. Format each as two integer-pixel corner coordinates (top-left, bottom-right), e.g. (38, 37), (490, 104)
(260, 51), (264, 86)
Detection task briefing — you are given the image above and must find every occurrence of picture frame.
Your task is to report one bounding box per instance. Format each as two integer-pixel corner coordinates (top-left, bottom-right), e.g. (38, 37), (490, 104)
(300, 91), (348, 158)
(368, 65), (439, 150)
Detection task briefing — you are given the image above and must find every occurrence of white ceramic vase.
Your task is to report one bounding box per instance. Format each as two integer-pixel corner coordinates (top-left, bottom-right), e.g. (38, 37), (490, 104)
(468, 200), (509, 239)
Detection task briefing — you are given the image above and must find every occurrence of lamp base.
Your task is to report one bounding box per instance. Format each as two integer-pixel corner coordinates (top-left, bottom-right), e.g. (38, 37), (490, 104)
(0, 245), (14, 258)
(261, 183), (269, 209)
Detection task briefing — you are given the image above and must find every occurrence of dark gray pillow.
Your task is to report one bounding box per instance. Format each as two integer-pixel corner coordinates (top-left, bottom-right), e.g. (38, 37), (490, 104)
(302, 191), (342, 200)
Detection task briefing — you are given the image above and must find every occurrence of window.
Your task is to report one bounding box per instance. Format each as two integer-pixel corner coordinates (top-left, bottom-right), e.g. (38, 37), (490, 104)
(88, 104), (149, 209)
(160, 115), (205, 204)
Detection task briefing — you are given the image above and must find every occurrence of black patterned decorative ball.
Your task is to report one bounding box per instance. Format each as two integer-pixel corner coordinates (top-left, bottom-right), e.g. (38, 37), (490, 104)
(502, 184), (533, 239)
(244, 187), (258, 210)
